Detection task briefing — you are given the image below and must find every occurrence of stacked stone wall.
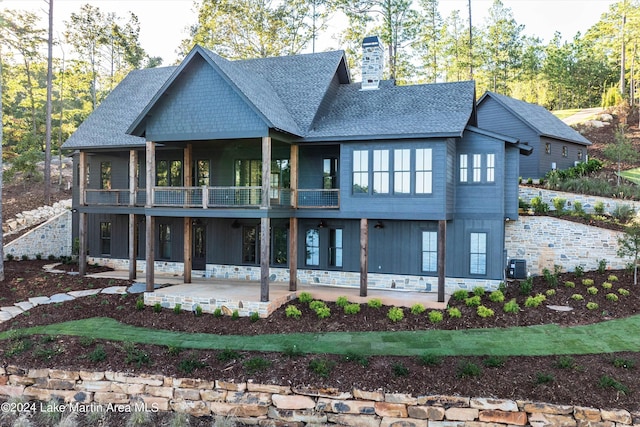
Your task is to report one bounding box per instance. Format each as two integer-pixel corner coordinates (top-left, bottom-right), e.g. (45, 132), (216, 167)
(519, 186), (640, 214)
(4, 210), (72, 260)
(0, 366), (637, 426)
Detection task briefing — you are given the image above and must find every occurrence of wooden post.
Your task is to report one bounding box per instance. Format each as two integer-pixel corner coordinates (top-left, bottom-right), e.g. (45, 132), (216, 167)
(145, 215), (155, 292)
(78, 212), (87, 276)
(184, 217), (192, 283)
(289, 217), (298, 291)
(290, 144), (298, 208)
(145, 141), (155, 208)
(78, 151), (87, 206)
(360, 218), (368, 297)
(438, 220), (446, 302)
(128, 150), (138, 280)
(260, 217), (270, 302)
(261, 136), (271, 208)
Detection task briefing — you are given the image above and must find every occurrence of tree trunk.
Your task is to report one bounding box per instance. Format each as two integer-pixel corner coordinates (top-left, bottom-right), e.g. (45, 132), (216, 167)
(44, 0), (54, 204)
(0, 48), (5, 281)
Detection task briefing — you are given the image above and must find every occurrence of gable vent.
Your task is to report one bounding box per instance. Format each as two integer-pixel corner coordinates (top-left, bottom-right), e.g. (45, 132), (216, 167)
(361, 36), (384, 90)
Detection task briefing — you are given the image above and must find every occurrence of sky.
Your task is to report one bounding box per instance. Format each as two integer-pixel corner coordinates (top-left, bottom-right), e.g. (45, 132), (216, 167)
(2, 0), (619, 65)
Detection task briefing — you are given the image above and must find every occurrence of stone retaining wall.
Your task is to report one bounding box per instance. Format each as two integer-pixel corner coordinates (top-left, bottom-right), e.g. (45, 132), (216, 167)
(519, 186), (640, 214)
(4, 210), (72, 260)
(0, 366), (637, 426)
(3, 200), (72, 236)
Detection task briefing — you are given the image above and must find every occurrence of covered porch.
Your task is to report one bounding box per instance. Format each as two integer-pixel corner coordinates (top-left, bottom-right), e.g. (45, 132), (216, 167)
(87, 270), (449, 318)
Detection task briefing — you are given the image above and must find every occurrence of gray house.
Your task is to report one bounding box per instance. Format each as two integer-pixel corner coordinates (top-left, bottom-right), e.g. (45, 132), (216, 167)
(477, 91), (591, 179)
(62, 38), (530, 302)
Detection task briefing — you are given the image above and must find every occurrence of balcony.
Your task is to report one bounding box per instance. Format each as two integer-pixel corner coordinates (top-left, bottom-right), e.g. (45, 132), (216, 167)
(84, 187), (339, 209)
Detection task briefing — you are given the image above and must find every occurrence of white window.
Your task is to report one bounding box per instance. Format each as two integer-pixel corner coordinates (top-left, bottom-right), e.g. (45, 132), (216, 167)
(421, 231), (437, 272)
(470, 232), (487, 275)
(305, 229), (320, 266)
(372, 150), (389, 194)
(353, 150), (369, 193)
(416, 148), (433, 194)
(459, 154), (468, 182)
(394, 149), (411, 194)
(472, 154), (482, 182)
(486, 154), (495, 183)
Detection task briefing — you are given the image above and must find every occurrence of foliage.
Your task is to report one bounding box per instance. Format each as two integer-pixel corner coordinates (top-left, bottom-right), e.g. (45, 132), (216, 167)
(598, 375), (629, 395)
(618, 225), (640, 285)
(597, 259), (607, 274)
(586, 302), (599, 310)
(249, 311), (260, 322)
(618, 288), (630, 296)
(308, 357), (335, 378)
(217, 348), (241, 362)
(336, 296), (349, 308)
(367, 298), (383, 308)
(604, 125), (639, 186)
(410, 303), (426, 315)
(298, 292), (313, 304)
(564, 281), (575, 288)
(606, 293), (619, 302)
(545, 289), (556, 297)
(341, 351), (369, 367)
(594, 201), (605, 215)
(535, 372), (554, 385)
(428, 310), (444, 323)
(476, 305), (495, 318)
(315, 305), (331, 319)
(135, 299), (145, 311)
(452, 290), (469, 301)
(472, 286), (486, 297)
(551, 197), (566, 214)
(173, 304), (182, 314)
(447, 307), (462, 318)
(611, 204), (636, 223)
(244, 357), (271, 374)
(488, 290), (504, 303)
(456, 360), (482, 378)
(418, 353), (443, 366)
(285, 305), (302, 319)
(231, 310), (240, 320)
(519, 277), (533, 295)
(587, 286), (598, 295)
(483, 355), (507, 368)
(572, 201), (585, 216)
(309, 300), (326, 311)
(153, 303), (162, 313)
(602, 281), (612, 289)
(465, 295), (482, 307)
(195, 305), (203, 317)
(571, 294), (584, 301)
(503, 298), (520, 313)
(582, 278), (594, 286)
(392, 362), (409, 377)
(608, 274), (619, 282)
(387, 307), (404, 322)
(213, 308), (223, 318)
(178, 356), (207, 374)
(124, 343), (150, 368)
(87, 345), (107, 363)
(611, 357), (635, 369)
(524, 294), (546, 308)
(530, 196), (549, 214)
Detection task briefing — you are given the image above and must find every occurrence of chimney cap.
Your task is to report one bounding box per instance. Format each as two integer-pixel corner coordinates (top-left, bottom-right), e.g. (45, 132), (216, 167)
(362, 35), (382, 47)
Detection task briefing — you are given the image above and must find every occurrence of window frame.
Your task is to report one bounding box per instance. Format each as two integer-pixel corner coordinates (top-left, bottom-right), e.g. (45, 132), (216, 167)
(486, 153), (495, 183)
(469, 232), (487, 275)
(352, 150), (369, 194)
(159, 224), (172, 260)
(100, 221), (111, 256)
(421, 230), (437, 273)
(305, 229), (320, 266)
(415, 148), (433, 194)
(372, 149), (390, 194)
(328, 228), (343, 268)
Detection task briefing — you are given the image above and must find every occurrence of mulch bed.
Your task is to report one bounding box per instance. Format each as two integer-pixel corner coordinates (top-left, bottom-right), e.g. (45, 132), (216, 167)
(0, 260), (639, 411)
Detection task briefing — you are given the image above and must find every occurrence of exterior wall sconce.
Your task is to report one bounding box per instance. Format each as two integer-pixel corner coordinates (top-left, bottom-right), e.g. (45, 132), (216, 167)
(374, 221), (384, 229)
(231, 220), (241, 229)
(318, 220), (327, 228)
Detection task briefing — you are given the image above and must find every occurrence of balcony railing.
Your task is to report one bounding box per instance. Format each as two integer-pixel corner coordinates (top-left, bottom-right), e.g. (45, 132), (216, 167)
(83, 187), (338, 209)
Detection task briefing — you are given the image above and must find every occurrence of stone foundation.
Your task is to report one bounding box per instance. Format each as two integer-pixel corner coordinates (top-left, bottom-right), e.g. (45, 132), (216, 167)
(0, 366), (637, 426)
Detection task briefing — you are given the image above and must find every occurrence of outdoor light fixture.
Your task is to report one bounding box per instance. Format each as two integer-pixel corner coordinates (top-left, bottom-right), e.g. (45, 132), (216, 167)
(374, 221), (384, 229)
(318, 220), (327, 228)
(231, 219), (241, 229)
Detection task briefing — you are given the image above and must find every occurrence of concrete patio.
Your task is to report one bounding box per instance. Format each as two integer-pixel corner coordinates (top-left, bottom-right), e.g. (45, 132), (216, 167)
(86, 269), (450, 318)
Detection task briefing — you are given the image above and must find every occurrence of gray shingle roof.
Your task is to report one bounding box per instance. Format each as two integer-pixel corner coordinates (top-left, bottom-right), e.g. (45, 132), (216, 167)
(62, 66), (176, 149)
(479, 91), (591, 146)
(307, 80), (476, 140)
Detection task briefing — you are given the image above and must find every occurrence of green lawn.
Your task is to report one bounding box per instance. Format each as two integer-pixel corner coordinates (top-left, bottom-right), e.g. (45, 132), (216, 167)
(552, 109), (583, 120)
(4, 315), (640, 357)
(620, 167), (640, 185)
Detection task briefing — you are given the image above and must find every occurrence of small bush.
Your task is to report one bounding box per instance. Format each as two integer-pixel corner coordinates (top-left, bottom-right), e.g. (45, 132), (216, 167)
(520, 277), (533, 295)
(392, 363), (409, 377)
(606, 293), (619, 302)
(298, 292), (313, 303)
(587, 286), (598, 295)
(428, 310), (444, 323)
(608, 274), (619, 282)
(231, 310), (240, 320)
(542, 268), (558, 288)
(456, 360), (482, 378)
(135, 299), (145, 311)
(571, 294), (584, 301)
(309, 300), (326, 311)
(552, 197), (566, 213)
(88, 345), (107, 363)
(472, 286), (485, 297)
(309, 358), (335, 378)
(535, 372), (554, 385)
(315, 305), (331, 319)
(489, 290), (505, 303)
(586, 302), (599, 310)
(367, 298), (382, 308)
(572, 201), (585, 216)
(341, 351), (369, 367)
(283, 345), (303, 358)
(545, 289), (556, 297)
(217, 348), (241, 362)
(564, 281), (575, 288)
(602, 282), (613, 290)
(465, 295), (482, 307)
(167, 345), (182, 356)
(447, 307), (462, 318)
(612, 204), (635, 223)
(597, 259), (607, 274)
(530, 196), (549, 214)
(336, 296), (349, 308)
(250, 312), (260, 322)
(599, 375), (629, 394)
(524, 294), (546, 308)
(618, 288), (630, 296)
(483, 356), (507, 368)
(244, 357), (272, 374)
(213, 307), (223, 318)
(410, 303), (426, 315)
(503, 298), (520, 313)
(612, 357), (636, 369)
(153, 303), (162, 313)
(594, 200), (605, 215)
(173, 304), (182, 314)
(285, 305), (302, 319)
(124, 344), (150, 368)
(178, 356), (206, 374)
(582, 278), (594, 286)
(452, 290), (469, 301)
(477, 305), (495, 318)
(419, 353), (443, 366)
(387, 307), (404, 322)
(573, 265), (584, 277)
(556, 355), (575, 369)
(195, 305), (203, 317)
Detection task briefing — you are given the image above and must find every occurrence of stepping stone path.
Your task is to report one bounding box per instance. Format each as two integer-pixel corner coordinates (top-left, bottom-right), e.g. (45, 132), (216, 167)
(0, 263), (145, 323)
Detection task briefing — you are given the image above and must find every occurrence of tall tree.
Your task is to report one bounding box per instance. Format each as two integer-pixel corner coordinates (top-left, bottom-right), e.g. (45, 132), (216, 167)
(45, 0), (54, 204)
(414, 0), (443, 83)
(0, 38), (5, 281)
(182, 0), (320, 59)
(440, 9), (472, 82)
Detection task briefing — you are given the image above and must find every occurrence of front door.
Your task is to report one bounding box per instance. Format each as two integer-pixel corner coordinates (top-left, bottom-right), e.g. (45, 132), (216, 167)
(193, 224), (206, 270)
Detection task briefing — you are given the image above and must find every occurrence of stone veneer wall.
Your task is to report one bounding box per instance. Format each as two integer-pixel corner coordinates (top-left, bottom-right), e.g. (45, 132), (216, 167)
(519, 185), (640, 214)
(4, 210), (72, 259)
(0, 366), (637, 426)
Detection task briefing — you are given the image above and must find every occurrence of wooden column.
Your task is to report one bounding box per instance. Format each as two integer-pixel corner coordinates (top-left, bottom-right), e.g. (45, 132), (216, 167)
(145, 215), (155, 292)
(261, 136), (272, 208)
(78, 151), (87, 276)
(145, 141), (156, 291)
(438, 220), (446, 303)
(290, 144), (298, 208)
(260, 217), (270, 302)
(128, 150), (138, 280)
(183, 144), (193, 283)
(360, 218), (368, 297)
(288, 217), (298, 291)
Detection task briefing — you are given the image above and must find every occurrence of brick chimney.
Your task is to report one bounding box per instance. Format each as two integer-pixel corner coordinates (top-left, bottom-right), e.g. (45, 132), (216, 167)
(361, 36), (384, 90)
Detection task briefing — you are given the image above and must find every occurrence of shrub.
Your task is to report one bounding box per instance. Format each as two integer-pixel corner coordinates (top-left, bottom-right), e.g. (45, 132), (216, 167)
(587, 286), (598, 295)
(315, 305), (331, 319)
(524, 294), (546, 308)
(530, 196), (549, 214)
(88, 345), (107, 363)
(483, 356), (507, 368)
(285, 305), (302, 319)
(213, 307), (223, 318)
(387, 307), (404, 322)
(283, 345), (303, 358)
(392, 363), (409, 377)
(410, 303), (426, 315)
(167, 345), (182, 356)
(526, 177), (533, 185)
(597, 259), (607, 274)
(535, 372), (555, 385)
(217, 348), (241, 362)
(344, 303), (361, 315)
(571, 294), (584, 301)
(341, 352), (369, 367)
(564, 281), (575, 288)
(586, 302), (599, 310)
(153, 303), (162, 313)
(552, 197), (567, 214)
(244, 357), (271, 374)
(612, 357), (636, 369)
(489, 290), (505, 303)
(419, 353), (443, 366)
(124, 343), (150, 368)
(178, 356), (206, 374)
(602, 282), (613, 290)
(612, 204), (635, 223)
(582, 278), (594, 286)
(298, 292), (313, 303)
(503, 299), (520, 313)
(135, 299), (145, 311)
(556, 355), (575, 369)
(452, 290), (469, 301)
(472, 286), (485, 297)
(367, 298), (383, 308)
(545, 289), (556, 297)
(309, 358), (335, 378)
(195, 305), (203, 317)
(456, 360), (482, 378)
(573, 265), (584, 277)
(477, 305), (495, 318)
(5, 254), (13, 261)
(606, 293), (619, 302)
(594, 200), (605, 215)
(608, 274), (619, 282)
(572, 201), (585, 216)
(465, 295), (482, 307)
(447, 307), (462, 318)
(428, 310), (444, 323)
(231, 310), (240, 320)
(335, 296), (349, 308)
(520, 277), (533, 295)
(618, 288), (630, 296)
(599, 375), (629, 394)
(542, 268), (558, 288)
(309, 300), (326, 311)
(250, 312), (260, 322)
(173, 304), (182, 314)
